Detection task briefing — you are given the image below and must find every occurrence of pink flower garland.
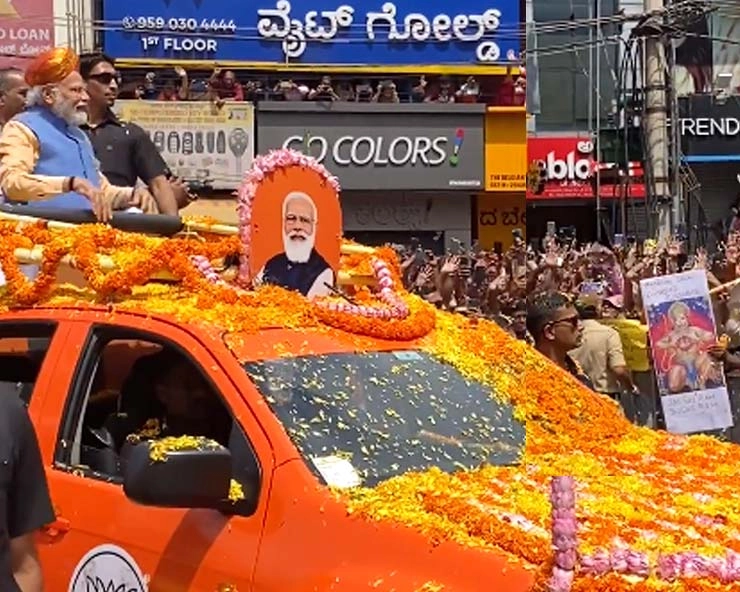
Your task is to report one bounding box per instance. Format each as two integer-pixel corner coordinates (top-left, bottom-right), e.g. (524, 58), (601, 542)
(314, 257), (410, 319)
(188, 148), (410, 322)
(549, 476), (577, 592)
(236, 148), (340, 286)
(579, 547), (740, 583)
(544, 472), (740, 587)
(190, 255), (224, 285)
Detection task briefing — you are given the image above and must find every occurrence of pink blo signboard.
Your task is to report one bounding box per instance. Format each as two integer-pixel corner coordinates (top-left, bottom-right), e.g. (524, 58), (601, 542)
(0, 0), (54, 68)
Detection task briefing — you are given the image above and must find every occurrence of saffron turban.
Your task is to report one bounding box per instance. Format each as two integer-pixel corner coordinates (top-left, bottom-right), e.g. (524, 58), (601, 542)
(24, 47), (79, 86)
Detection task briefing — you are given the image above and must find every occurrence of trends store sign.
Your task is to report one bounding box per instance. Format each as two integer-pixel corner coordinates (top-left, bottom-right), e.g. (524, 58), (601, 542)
(101, 0), (520, 65)
(257, 103), (485, 191)
(680, 96), (740, 162)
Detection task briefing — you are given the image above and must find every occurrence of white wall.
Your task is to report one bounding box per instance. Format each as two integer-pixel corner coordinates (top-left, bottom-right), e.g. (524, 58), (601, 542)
(54, 0), (96, 52)
(341, 192), (472, 249)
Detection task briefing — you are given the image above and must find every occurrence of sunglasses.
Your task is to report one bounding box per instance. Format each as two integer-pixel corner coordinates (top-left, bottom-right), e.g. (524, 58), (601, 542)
(88, 72), (120, 85)
(547, 314), (580, 330)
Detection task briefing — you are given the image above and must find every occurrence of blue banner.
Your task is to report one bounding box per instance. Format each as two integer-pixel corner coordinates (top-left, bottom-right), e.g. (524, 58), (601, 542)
(101, 0), (520, 65)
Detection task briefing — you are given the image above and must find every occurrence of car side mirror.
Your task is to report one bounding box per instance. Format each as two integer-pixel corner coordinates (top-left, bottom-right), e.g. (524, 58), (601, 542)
(122, 441), (232, 509)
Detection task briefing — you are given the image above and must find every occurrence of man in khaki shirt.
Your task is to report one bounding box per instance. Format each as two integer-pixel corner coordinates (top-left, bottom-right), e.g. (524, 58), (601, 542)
(0, 46), (154, 221)
(570, 302), (637, 399)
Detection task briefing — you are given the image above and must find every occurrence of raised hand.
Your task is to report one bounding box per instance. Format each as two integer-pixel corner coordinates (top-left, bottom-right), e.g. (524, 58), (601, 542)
(441, 255), (460, 275)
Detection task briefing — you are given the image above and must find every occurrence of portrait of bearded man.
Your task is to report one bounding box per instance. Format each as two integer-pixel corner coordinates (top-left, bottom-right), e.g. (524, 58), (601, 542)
(256, 191), (334, 298)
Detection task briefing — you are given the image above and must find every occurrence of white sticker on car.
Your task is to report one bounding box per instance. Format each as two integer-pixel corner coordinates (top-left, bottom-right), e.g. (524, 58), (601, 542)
(392, 351), (423, 361)
(68, 544), (148, 592)
(311, 455), (362, 488)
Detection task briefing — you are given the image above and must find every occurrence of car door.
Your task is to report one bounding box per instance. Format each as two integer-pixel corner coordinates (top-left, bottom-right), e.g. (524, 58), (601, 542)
(36, 315), (275, 592)
(0, 317), (73, 544)
(0, 317), (70, 416)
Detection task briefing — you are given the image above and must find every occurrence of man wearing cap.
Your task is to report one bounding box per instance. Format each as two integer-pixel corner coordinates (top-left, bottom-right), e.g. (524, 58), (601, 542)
(601, 295), (625, 319)
(0, 47), (155, 221)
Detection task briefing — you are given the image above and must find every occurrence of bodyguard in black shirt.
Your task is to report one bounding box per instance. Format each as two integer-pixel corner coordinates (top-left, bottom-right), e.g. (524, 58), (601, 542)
(0, 394), (55, 591)
(79, 53), (183, 215)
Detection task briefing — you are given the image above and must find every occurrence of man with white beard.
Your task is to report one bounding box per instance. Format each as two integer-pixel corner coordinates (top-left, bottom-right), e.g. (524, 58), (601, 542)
(257, 191), (333, 298)
(0, 46), (155, 220)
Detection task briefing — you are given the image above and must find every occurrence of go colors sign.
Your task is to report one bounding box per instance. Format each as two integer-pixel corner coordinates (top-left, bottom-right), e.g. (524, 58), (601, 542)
(257, 103), (485, 191)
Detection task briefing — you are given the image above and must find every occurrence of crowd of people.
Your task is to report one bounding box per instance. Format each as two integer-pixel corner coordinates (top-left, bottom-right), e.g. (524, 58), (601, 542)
(391, 227), (740, 431)
(119, 66), (527, 106)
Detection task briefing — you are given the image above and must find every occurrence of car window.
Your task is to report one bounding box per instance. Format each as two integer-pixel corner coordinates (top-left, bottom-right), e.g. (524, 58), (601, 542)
(0, 323), (56, 406)
(56, 329), (261, 516)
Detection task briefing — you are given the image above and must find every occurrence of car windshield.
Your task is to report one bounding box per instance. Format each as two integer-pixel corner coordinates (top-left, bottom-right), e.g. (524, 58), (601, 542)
(244, 350), (525, 488)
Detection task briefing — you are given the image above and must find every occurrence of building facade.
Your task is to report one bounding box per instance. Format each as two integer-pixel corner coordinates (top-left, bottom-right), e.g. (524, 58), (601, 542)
(680, 95), (740, 238)
(525, 0), (628, 241)
(257, 102), (486, 250)
(479, 106), (527, 251)
(526, 135), (645, 242)
(526, 0), (740, 241)
(92, 0), (526, 249)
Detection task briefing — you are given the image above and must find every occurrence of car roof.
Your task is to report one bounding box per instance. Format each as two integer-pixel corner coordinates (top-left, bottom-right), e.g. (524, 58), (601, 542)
(1, 295), (431, 363)
(0, 222), (432, 363)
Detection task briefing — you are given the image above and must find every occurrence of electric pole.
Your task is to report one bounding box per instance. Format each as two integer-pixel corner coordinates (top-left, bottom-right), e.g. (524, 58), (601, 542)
(642, 0), (672, 240)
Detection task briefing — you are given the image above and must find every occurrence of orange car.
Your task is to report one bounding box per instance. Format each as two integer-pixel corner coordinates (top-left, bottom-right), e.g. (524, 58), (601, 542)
(2, 305), (534, 592)
(7, 216), (740, 592)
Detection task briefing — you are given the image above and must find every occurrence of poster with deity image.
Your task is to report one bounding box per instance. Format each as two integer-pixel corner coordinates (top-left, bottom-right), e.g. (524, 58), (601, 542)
(640, 270), (732, 434)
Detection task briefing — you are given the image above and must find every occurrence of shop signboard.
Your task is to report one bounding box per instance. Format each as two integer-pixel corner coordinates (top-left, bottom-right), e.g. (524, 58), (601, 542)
(101, 0), (520, 65)
(680, 95), (740, 162)
(476, 193), (526, 250)
(257, 103), (485, 191)
(114, 101), (255, 190)
(484, 108), (527, 192)
(526, 136), (646, 200)
(0, 0), (53, 68)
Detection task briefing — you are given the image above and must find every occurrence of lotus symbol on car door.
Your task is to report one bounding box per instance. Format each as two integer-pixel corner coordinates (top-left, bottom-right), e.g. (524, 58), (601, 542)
(85, 577), (139, 592)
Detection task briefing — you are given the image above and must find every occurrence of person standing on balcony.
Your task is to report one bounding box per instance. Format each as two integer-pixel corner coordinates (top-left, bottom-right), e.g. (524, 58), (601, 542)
(209, 68), (243, 107)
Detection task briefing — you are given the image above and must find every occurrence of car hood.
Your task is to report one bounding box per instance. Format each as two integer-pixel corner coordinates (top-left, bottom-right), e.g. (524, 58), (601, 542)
(251, 460), (535, 592)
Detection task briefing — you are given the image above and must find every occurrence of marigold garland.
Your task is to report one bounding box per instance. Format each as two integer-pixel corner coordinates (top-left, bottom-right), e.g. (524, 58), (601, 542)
(6, 222), (740, 591)
(0, 221), (242, 303)
(341, 312), (740, 592)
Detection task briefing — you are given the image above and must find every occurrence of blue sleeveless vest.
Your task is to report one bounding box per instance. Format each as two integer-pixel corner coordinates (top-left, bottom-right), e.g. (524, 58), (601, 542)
(15, 107), (98, 210)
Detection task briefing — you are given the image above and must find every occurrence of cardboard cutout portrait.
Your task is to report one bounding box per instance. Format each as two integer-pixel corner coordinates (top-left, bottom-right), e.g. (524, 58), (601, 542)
(240, 150), (341, 298)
